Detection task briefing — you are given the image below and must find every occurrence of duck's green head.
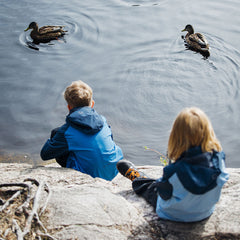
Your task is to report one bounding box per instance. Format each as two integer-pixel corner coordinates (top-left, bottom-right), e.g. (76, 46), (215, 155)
(24, 22), (38, 31)
(181, 24), (194, 34)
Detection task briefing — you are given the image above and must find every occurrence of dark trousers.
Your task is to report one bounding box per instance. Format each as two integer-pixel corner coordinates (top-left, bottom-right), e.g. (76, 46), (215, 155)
(132, 178), (158, 209)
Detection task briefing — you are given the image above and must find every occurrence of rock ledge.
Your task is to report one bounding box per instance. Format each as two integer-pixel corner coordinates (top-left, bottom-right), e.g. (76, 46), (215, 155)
(0, 163), (239, 240)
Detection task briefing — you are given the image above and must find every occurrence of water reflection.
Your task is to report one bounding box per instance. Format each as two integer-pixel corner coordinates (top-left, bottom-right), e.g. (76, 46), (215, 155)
(183, 41), (210, 59)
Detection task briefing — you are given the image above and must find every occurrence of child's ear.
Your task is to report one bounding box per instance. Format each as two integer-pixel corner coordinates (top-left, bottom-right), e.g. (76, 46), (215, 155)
(91, 100), (95, 108)
(67, 104), (73, 111)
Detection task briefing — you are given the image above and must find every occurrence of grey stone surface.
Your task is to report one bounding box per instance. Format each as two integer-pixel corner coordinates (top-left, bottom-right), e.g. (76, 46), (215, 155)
(0, 163), (239, 240)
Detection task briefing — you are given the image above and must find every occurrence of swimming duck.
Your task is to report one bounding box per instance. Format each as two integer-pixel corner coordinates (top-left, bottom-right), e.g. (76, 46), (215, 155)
(181, 24), (210, 56)
(24, 22), (67, 43)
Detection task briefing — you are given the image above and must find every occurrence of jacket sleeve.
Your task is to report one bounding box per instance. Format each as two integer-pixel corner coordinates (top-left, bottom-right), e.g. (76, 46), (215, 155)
(154, 164), (177, 200)
(40, 125), (69, 160)
(154, 180), (173, 200)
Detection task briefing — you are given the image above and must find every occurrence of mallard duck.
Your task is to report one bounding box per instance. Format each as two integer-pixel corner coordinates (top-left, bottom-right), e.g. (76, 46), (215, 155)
(181, 24), (210, 56)
(24, 22), (67, 43)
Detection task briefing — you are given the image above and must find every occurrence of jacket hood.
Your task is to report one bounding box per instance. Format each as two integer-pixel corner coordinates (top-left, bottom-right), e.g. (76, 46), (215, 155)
(66, 107), (104, 134)
(164, 146), (223, 194)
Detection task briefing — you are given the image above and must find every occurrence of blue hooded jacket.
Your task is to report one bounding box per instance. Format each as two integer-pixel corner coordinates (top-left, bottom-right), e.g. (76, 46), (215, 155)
(41, 107), (123, 181)
(155, 146), (229, 222)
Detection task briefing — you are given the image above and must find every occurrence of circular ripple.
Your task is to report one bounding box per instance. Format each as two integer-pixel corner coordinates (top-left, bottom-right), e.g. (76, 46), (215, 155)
(115, 0), (167, 6)
(111, 33), (240, 165)
(207, 34), (240, 112)
(114, 32), (240, 122)
(19, 13), (99, 55)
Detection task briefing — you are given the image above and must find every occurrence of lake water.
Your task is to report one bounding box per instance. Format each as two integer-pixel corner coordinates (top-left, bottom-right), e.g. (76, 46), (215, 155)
(0, 0), (239, 167)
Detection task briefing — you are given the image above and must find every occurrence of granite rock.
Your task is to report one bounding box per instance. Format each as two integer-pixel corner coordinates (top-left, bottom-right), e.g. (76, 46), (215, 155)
(0, 163), (239, 240)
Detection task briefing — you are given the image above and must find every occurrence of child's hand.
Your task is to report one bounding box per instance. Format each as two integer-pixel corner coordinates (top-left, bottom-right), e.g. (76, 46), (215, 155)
(50, 127), (60, 139)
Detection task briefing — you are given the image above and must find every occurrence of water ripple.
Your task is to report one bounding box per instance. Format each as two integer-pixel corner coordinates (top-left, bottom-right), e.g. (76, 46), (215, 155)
(115, 0), (167, 7)
(115, 32), (240, 121)
(19, 13), (99, 55)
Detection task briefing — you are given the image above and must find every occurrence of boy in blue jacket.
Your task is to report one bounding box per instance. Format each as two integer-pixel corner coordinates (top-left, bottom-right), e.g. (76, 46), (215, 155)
(117, 107), (229, 222)
(41, 80), (123, 181)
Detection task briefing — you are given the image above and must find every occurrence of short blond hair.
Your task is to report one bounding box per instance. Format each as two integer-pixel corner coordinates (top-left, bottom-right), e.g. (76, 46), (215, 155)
(64, 80), (93, 108)
(167, 107), (222, 161)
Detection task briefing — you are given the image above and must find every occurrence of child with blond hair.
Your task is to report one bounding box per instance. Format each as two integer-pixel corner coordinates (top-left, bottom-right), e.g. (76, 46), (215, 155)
(117, 107), (228, 222)
(41, 80), (123, 181)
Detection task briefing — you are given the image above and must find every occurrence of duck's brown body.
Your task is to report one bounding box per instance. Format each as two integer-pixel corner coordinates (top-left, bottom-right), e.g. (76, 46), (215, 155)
(25, 22), (67, 43)
(182, 24), (210, 57)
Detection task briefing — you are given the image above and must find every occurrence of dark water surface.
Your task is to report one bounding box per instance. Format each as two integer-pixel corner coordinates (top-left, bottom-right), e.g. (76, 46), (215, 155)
(0, 0), (239, 167)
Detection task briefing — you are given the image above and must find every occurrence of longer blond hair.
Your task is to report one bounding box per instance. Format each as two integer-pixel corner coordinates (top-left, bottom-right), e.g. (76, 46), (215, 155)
(167, 107), (222, 161)
(64, 80), (93, 108)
